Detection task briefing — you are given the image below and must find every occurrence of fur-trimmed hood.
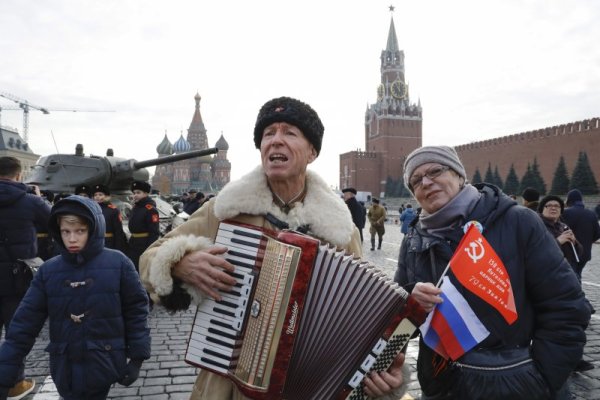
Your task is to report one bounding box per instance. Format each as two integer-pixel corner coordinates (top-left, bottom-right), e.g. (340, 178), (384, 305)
(214, 166), (354, 248)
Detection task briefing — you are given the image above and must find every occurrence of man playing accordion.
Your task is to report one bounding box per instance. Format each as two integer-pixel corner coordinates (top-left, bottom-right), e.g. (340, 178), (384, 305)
(140, 97), (409, 400)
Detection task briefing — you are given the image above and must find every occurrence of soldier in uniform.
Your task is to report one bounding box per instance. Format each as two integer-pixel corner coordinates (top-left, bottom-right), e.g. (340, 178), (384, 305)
(74, 184), (92, 198)
(93, 184), (128, 253)
(126, 181), (159, 271)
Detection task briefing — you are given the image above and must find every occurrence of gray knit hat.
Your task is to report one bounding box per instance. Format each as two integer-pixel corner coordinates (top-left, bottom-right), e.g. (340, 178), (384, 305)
(403, 146), (467, 191)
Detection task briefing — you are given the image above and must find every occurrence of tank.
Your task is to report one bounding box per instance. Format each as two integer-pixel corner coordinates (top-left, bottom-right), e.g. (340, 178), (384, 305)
(25, 144), (219, 236)
(25, 144), (219, 195)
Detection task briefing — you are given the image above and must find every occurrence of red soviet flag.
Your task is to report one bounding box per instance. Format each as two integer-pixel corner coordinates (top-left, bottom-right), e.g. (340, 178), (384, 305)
(448, 224), (517, 324)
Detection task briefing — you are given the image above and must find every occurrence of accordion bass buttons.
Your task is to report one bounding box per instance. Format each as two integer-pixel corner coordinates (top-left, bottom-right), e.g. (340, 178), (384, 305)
(251, 300), (261, 317)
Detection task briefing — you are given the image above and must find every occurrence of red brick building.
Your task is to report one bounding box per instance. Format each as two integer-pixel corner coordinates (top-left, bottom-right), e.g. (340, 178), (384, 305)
(339, 14), (422, 197)
(456, 118), (600, 194)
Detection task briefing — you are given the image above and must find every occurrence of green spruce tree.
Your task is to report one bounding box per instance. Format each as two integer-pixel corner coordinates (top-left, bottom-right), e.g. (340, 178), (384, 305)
(570, 151), (599, 194)
(520, 163), (534, 193)
(493, 166), (504, 190)
(530, 158), (547, 195)
(550, 155), (570, 195)
(504, 164), (520, 195)
(471, 168), (482, 184)
(484, 162), (494, 184)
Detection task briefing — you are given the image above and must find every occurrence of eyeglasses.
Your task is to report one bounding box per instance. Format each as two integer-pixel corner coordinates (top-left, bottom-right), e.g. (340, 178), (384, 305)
(409, 165), (451, 189)
(544, 204), (561, 209)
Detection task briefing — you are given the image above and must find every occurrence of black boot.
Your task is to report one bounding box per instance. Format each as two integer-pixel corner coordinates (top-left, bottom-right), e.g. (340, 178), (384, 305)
(370, 238), (375, 251)
(378, 238), (382, 250)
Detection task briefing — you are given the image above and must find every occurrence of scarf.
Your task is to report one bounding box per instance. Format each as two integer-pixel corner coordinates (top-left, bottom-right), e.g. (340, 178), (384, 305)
(419, 184), (481, 237)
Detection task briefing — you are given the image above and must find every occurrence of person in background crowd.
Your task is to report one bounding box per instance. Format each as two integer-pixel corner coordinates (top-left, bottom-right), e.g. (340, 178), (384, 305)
(538, 194), (593, 372)
(521, 187), (540, 211)
(0, 195), (150, 400)
(93, 184), (128, 253)
(399, 203), (416, 235)
(0, 156), (51, 399)
(595, 201), (600, 220)
(394, 146), (589, 400)
(74, 184), (92, 198)
(138, 96), (409, 400)
(342, 187), (366, 243)
(126, 181), (159, 272)
(562, 189), (600, 281)
(183, 190), (205, 216)
(368, 198), (387, 251)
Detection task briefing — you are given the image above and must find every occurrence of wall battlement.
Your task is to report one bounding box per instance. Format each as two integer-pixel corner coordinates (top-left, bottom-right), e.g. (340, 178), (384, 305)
(456, 118), (600, 151)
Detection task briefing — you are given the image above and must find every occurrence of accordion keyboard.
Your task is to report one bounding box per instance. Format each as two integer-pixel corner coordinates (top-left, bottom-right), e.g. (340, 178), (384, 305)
(186, 223), (264, 374)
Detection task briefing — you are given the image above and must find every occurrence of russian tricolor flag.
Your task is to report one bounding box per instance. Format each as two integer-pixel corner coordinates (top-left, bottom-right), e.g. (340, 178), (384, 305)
(420, 276), (490, 360)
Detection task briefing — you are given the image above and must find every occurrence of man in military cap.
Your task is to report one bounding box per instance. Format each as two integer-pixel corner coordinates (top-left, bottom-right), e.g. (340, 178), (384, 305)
(93, 184), (128, 253)
(342, 187), (366, 243)
(368, 198), (387, 251)
(126, 181), (159, 272)
(74, 184), (92, 198)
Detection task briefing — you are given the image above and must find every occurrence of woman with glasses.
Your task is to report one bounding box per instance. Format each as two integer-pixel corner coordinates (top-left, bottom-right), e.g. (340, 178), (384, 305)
(538, 195), (583, 271)
(394, 146), (589, 400)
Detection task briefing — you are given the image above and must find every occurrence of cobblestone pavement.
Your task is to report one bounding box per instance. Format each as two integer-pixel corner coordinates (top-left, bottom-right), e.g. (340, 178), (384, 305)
(5, 219), (600, 399)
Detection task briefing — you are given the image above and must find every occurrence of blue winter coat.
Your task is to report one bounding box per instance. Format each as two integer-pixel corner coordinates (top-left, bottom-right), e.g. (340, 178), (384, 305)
(399, 207), (416, 234)
(395, 184), (590, 398)
(0, 196), (150, 397)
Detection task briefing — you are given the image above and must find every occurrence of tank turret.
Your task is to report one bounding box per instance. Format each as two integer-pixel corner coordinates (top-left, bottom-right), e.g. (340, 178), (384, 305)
(25, 144), (219, 195)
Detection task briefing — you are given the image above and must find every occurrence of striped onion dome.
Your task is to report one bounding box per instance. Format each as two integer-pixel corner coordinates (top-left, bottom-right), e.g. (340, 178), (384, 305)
(215, 134), (229, 151)
(156, 133), (174, 155)
(173, 134), (191, 153)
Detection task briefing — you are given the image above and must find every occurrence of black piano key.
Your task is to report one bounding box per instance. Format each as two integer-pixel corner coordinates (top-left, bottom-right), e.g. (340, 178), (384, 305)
(211, 318), (236, 330)
(208, 327), (238, 341)
(228, 250), (255, 260)
(203, 348), (232, 362)
(216, 299), (238, 309)
(231, 238), (260, 248)
(207, 336), (235, 349)
(200, 356), (230, 371)
(226, 270), (245, 281)
(225, 257), (254, 270)
(232, 228), (262, 240)
(214, 306), (235, 318)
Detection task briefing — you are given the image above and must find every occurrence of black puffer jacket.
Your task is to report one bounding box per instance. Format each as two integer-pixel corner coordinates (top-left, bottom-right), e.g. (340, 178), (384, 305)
(395, 184), (589, 398)
(0, 196), (150, 396)
(0, 179), (50, 294)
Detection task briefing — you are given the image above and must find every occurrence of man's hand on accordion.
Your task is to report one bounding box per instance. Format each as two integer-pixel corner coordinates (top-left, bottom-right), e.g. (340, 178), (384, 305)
(363, 352), (407, 398)
(172, 245), (238, 301)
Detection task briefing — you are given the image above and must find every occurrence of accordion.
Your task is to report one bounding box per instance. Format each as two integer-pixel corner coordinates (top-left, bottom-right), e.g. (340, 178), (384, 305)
(184, 221), (425, 400)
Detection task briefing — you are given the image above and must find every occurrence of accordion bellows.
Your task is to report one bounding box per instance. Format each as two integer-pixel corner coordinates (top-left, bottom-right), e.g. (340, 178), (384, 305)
(185, 221), (425, 400)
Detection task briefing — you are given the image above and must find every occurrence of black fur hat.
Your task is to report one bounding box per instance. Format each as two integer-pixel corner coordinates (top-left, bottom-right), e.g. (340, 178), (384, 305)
(74, 184), (92, 197)
(93, 184), (110, 196)
(253, 97), (324, 155)
(131, 180), (151, 193)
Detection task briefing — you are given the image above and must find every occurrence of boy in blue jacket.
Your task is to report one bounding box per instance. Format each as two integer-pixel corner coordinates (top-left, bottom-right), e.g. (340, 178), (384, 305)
(0, 196), (151, 400)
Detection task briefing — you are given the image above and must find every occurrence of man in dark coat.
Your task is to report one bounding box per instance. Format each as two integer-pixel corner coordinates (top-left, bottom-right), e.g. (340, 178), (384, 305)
(126, 181), (160, 271)
(562, 189), (600, 280)
(183, 190), (205, 215)
(0, 156), (50, 398)
(521, 187), (540, 211)
(342, 187), (366, 242)
(92, 184), (128, 253)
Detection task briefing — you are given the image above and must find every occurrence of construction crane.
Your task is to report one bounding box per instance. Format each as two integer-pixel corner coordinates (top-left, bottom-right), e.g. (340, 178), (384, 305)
(0, 91), (114, 143)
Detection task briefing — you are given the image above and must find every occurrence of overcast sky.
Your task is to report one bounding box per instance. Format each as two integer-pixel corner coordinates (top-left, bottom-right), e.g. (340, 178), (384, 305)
(1, 0), (599, 188)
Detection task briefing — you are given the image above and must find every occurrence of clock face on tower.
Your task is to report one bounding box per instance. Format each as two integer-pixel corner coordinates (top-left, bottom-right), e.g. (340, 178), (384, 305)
(377, 84), (384, 100)
(390, 80), (406, 99)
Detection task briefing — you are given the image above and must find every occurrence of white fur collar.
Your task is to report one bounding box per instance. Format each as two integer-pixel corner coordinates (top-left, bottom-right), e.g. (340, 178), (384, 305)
(214, 166), (354, 247)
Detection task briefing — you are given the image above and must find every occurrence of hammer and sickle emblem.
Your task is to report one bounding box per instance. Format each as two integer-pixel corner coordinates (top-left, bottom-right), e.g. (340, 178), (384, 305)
(464, 238), (485, 263)
(274, 106), (284, 112)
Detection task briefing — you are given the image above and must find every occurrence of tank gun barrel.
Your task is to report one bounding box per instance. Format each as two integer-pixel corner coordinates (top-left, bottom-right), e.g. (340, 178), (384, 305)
(133, 147), (218, 169)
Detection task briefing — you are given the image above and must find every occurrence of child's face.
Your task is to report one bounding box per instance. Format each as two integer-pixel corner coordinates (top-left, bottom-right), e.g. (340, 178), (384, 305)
(60, 220), (89, 253)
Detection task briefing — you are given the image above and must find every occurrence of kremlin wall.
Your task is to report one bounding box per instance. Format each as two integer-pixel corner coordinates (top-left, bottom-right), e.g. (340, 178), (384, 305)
(455, 117), (600, 193)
